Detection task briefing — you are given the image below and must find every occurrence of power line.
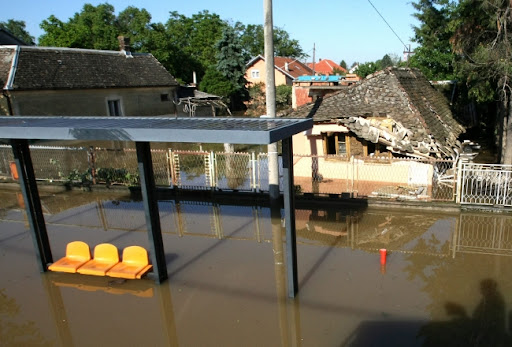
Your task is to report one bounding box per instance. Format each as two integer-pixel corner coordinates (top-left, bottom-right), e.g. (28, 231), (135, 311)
(367, 0), (408, 50)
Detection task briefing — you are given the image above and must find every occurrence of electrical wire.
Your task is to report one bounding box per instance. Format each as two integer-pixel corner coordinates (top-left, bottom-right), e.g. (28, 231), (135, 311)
(367, 0), (409, 50)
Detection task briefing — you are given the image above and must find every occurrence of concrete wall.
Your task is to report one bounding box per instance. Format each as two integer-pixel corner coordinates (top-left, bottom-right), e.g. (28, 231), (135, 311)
(4, 87), (177, 116)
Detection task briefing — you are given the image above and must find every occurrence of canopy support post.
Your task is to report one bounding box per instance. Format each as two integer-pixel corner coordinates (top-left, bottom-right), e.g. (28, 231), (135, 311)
(11, 139), (52, 271)
(136, 142), (167, 283)
(282, 137), (298, 297)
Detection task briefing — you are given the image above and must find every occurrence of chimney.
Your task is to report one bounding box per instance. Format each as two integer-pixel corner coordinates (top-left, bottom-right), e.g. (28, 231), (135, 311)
(285, 62), (289, 72)
(117, 36), (131, 53)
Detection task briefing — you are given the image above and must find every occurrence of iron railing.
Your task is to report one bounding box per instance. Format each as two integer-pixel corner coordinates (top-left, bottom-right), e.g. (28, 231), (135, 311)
(458, 163), (512, 207)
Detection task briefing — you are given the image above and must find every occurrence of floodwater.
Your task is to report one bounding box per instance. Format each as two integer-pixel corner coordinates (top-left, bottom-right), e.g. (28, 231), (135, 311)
(1, 189), (512, 346)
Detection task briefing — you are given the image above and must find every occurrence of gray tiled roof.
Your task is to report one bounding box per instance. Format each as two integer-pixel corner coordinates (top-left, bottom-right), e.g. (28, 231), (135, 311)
(0, 48), (15, 89)
(1, 46), (178, 90)
(282, 67), (464, 152)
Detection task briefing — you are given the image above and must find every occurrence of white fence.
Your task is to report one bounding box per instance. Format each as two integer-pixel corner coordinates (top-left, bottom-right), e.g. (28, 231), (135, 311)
(459, 163), (512, 207)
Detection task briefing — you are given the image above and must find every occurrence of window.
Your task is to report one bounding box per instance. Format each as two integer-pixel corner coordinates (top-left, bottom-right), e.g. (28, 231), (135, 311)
(251, 69), (260, 78)
(323, 132), (349, 156)
(107, 100), (122, 117)
(160, 93), (170, 102)
(364, 141), (390, 157)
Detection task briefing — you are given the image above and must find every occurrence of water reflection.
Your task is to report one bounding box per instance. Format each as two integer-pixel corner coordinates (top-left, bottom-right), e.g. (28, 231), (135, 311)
(2, 189), (512, 345)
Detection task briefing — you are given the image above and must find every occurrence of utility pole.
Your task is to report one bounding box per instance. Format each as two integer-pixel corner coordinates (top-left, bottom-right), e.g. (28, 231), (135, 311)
(264, 0), (280, 200)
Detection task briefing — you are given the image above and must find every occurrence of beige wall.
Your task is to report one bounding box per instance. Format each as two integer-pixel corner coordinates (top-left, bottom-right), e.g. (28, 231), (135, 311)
(292, 123), (434, 186)
(4, 87), (177, 116)
(245, 59), (291, 87)
(293, 155), (433, 186)
(292, 123), (349, 155)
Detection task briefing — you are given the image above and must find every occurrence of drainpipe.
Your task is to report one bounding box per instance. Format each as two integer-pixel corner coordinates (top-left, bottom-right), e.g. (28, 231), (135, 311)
(2, 90), (14, 115)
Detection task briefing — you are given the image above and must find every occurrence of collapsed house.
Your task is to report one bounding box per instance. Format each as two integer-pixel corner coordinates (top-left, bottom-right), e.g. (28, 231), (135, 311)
(284, 67), (465, 160)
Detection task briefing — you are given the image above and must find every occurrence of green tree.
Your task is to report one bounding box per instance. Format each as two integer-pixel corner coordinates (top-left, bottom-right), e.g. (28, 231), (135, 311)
(379, 54), (394, 68)
(354, 61), (381, 78)
(39, 3), (118, 50)
(276, 85), (292, 109)
(165, 10), (228, 82)
(199, 67), (235, 99)
(214, 26), (249, 109)
(0, 19), (35, 45)
(339, 60), (347, 70)
(239, 24), (305, 58)
(115, 6), (152, 51)
(409, 0), (456, 80)
(451, 0), (512, 163)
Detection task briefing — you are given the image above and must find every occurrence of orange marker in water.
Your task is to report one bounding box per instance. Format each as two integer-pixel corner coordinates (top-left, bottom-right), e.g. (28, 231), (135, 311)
(380, 248), (387, 265)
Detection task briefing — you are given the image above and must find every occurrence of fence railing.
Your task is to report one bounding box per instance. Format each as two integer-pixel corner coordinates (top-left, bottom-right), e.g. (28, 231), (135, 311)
(459, 163), (512, 207)
(0, 145), (458, 202)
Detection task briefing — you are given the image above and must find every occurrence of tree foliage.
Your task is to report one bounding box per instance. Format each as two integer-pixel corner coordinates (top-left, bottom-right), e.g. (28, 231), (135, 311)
(213, 26), (249, 109)
(39, 4), (118, 50)
(409, 0), (457, 80)
(0, 19), (35, 45)
(451, 0), (512, 163)
(354, 61), (381, 78)
(411, 0), (512, 163)
(239, 24), (305, 58)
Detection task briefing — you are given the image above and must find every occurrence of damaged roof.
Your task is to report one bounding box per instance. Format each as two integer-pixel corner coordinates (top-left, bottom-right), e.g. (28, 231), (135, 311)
(0, 45), (178, 91)
(283, 67), (465, 158)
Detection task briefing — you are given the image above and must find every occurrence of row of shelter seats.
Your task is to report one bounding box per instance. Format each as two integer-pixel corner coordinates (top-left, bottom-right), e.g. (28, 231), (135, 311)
(49, 241), (152, 279)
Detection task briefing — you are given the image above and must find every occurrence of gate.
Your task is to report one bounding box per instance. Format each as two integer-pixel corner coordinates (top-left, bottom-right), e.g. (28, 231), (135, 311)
(459, 163), (512, 207)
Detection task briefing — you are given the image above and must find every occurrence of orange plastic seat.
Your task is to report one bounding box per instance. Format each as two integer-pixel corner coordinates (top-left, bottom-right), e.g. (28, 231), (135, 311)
(77, 243), (119, 276)
(107, 246), (153, 279)
(49, 241), (91, 273)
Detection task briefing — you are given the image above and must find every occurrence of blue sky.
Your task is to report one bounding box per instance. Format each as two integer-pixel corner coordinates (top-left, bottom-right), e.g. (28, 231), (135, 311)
(2, 0), (420, 66)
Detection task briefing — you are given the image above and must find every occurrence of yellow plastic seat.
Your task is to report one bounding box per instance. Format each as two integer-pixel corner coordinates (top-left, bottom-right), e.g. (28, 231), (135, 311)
(107, 246), (153, 279)
(49, 241), (91, 273)
(77, 243), (119, 276)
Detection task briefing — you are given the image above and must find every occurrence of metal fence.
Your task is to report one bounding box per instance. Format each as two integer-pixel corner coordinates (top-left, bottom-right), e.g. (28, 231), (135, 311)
(0, 145), (459, 202)
(459, 163), (512, 207)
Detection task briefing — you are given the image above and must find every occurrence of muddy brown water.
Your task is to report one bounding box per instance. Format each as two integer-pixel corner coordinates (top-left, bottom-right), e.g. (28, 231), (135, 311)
(1, 189), (511, 346)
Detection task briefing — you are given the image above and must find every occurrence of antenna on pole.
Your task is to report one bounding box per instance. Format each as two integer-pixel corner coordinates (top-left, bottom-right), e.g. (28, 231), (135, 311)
(312, 43), (316, 75)
(403, 44), (413, 63)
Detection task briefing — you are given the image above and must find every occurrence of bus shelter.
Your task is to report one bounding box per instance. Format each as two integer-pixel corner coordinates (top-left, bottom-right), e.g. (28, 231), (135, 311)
(0, 116), (312, 297)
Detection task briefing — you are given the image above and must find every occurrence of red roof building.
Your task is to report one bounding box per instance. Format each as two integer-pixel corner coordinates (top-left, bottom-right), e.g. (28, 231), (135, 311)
(308, 59), (347, 75)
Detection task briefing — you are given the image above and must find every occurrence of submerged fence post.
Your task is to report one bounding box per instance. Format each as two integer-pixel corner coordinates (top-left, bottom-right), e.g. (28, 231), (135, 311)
(455, 160), (463, 204)
(210, 151), (216, 190)
(251, 152), (257, 191)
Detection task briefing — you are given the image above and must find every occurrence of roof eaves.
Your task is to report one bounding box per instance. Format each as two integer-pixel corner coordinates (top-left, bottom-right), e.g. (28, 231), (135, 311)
(245, 54), (265, 67)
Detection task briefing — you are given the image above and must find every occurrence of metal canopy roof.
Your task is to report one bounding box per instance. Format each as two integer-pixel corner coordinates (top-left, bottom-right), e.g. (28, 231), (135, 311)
(0, 116), (313, 144)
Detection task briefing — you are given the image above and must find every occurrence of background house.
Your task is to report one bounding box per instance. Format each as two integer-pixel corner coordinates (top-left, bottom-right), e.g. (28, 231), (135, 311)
(0, 37), (179, 117)
(245, 55), (313, 87)
(307, 58), (347, 75)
